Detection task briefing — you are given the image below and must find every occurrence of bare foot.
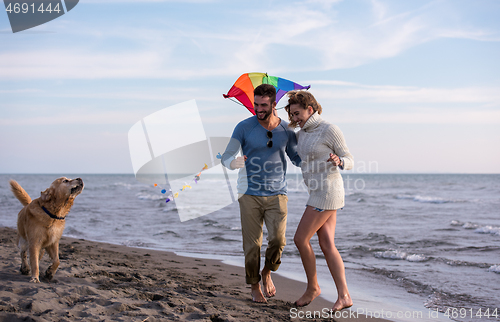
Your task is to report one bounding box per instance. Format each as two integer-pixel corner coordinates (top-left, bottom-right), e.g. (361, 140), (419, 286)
(332, 294), (353, 312)
(261, 267), (276, 297)
(294, 286), (321, 307)
(251, 283), (267, 303)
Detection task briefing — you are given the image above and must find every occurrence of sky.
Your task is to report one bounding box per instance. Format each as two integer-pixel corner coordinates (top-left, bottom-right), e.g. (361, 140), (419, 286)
(1, 0), (499, 174)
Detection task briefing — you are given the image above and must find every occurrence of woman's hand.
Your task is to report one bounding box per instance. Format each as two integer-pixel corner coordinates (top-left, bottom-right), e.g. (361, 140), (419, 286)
(327, 153), (342, 167)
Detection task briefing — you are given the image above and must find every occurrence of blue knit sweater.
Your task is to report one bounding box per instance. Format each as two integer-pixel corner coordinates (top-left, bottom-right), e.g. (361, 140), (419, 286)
(222, 116), (301, 196)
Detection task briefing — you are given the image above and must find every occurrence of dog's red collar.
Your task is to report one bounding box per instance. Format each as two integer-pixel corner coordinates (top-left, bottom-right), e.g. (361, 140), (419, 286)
(41, 206), (65, 220)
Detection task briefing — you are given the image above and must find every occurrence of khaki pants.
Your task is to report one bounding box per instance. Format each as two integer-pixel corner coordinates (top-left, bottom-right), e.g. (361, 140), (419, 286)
(238, 194), (288, 284)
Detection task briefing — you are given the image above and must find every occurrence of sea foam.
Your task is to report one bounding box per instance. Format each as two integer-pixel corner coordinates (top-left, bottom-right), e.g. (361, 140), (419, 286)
(374, 250), (428, 262)
(451, 221), (500, 236)
(396, 194), (465, 204)
(475, 226), (500, 236)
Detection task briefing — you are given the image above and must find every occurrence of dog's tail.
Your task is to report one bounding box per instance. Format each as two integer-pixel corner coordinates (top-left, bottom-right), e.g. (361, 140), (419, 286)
(9, 180), (32, 206)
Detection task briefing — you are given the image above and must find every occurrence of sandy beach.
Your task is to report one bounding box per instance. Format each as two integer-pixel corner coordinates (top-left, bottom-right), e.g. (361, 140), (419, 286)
(0, 226), (392, 322)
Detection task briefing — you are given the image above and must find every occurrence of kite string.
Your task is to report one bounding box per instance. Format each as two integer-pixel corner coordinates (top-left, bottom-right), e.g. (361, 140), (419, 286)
(231, 96), (287, 111)
(228, 97), (247, 108)
(155, 163), (210, 203)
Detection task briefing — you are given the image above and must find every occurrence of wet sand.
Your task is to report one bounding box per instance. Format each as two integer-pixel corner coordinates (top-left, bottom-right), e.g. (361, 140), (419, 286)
(0, 226), (390, 321)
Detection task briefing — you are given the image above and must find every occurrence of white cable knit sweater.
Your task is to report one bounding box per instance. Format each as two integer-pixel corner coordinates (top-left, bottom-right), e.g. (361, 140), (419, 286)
(297, 112), (353, 210)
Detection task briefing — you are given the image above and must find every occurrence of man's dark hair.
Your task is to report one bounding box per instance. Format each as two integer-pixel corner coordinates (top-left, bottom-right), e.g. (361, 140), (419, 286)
(254, 84), (276, 104)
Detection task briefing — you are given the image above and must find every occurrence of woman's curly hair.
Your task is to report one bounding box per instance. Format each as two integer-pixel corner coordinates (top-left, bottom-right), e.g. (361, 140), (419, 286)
(284, 90), (322, 128)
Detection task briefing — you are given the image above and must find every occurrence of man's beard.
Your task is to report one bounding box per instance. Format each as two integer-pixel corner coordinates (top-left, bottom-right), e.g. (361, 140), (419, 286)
(256, 108), (272, 121)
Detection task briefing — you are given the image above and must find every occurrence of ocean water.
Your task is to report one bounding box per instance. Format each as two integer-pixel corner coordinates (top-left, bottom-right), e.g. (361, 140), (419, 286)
(1, 173), (499, 322)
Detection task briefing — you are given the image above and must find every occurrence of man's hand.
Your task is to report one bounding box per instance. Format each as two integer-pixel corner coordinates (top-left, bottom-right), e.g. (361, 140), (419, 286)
(230, 155), (247, 169)
(327, 153), (342, 167)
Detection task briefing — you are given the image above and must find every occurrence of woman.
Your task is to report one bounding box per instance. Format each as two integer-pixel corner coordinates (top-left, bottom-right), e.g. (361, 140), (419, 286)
(285, 90), (353, 312)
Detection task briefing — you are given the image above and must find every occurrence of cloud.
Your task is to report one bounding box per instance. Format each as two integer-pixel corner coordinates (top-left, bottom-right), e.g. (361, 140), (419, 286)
(0, 89), (44, 94)
(305, 79), (500, 124)
(84, 0), (215, 2)
(1, 0), (498, 80)
(437, 29), (500, 42)
(0, 50), (165, 79)
(0, 110), (144, 126)
(309, 80), (500, 104)
(0, 2), (435, 79)
(329, 109), (500, 124)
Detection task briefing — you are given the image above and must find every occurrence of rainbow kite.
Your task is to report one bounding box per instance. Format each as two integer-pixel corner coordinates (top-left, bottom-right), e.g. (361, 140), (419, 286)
(223, 72), (311, 115)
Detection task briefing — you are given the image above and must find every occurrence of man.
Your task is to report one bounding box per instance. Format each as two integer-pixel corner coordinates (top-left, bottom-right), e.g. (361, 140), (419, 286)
(222, 84), (301, 303)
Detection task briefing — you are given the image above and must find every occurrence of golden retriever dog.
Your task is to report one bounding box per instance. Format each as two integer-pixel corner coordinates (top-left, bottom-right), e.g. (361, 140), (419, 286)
(9, 177), (84, 283)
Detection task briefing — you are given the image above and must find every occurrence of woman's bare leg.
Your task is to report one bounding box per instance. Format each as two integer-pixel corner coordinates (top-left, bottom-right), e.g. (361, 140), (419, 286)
(293, 206), (336, 306)
(317, 212), (352, 311)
